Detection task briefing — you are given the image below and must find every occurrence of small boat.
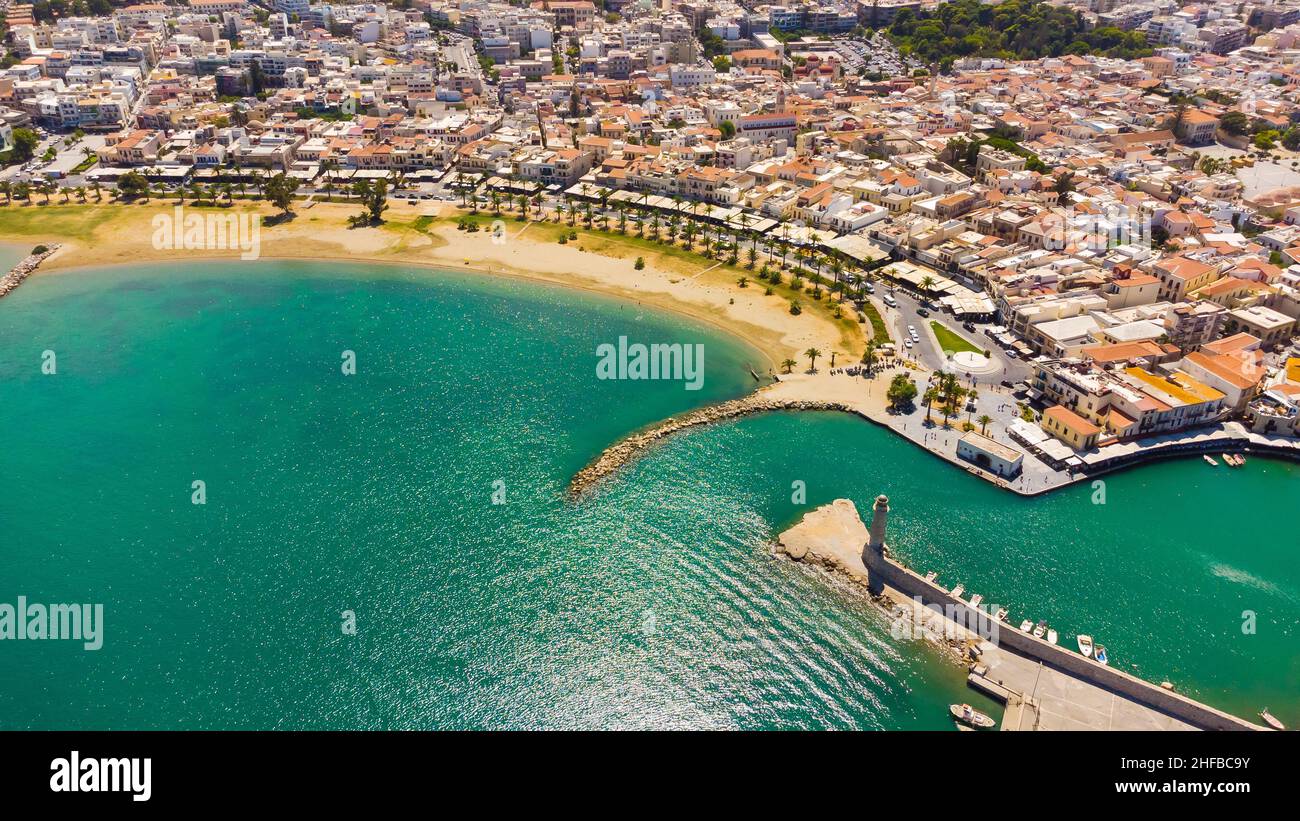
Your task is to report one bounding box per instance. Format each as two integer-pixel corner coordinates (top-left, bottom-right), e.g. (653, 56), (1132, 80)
(1260, 708), (1285, 731)
(1238, 454), (1247, 465)
(968, 594), (983, 607)
(1223, 453), (1240, 467)
(994, 607), (1008, 622)
(1203, 455), (1218, 466)
(1019, 619), (1034, 632)
(950, 703), (996, 730)
(1077, 634), (1094, 657)
(950, 584), (964, 598)
(1095, 645), (1109, 665)
(1046, 628), (1059, 645)
(1033, 620), (1047, 639)
(924, 571), (937, 582)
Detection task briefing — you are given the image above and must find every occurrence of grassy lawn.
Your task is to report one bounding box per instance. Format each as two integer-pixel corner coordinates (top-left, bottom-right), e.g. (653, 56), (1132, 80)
(929, 320), (983, 355)
(862, 299), (890, 344)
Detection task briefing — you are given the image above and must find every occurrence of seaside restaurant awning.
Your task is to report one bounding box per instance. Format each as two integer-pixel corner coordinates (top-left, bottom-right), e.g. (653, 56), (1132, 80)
(825, 232), (890, 265)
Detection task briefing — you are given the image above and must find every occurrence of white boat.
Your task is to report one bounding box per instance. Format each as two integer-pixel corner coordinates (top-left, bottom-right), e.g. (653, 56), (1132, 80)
(950, 584), (964, 598)
(950, 703), (996, 729)
(924, 571), (937, 582)
(1019, 619), (1034, 632)
(1260, 709), (1285, 731)
(968, 594), (983, 607)
(1203, 455), (1218, 466)
(1238, 454), (1248, 465)
(1046, 628), (1059, 645)
(1077, 634), (1094, 657)
(1033, 620), (1047, 639)
(1223, 453), (1239, 467)
(994, 607), (1008, 622)
(1095, 645), (1109, 665)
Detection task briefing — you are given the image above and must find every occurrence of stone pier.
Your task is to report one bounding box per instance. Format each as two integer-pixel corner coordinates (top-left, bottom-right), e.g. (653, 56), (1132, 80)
(776, 498), (1264, 731)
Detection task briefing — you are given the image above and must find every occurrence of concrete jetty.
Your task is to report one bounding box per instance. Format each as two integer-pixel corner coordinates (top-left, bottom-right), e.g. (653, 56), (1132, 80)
(775, 498), (1264, 731)
(0, 244), (61, 300)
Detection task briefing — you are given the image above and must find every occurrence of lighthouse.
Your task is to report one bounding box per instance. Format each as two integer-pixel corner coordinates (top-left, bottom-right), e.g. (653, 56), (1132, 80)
(868, 494), (889, 554)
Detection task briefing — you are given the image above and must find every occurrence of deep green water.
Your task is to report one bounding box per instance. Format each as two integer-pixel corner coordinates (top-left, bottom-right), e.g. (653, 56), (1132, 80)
(1, 260), (1296, 730)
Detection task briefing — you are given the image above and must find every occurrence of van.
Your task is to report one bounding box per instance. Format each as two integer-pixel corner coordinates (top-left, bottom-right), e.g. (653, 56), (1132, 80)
(883, 295), (896, 307)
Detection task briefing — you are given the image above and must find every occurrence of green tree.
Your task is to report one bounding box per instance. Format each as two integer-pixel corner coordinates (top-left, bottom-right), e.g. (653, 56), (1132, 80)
(264, 172), (301, 216)
(11, 128), (40, 163)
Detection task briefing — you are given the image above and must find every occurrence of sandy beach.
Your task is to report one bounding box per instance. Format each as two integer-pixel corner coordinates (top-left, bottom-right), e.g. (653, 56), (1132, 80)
(0, 200), (863, 370)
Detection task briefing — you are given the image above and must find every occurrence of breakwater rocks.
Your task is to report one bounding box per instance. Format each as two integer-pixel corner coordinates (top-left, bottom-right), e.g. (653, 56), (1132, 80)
(0, 244), (61, 299)
(569, 394), (856, 496)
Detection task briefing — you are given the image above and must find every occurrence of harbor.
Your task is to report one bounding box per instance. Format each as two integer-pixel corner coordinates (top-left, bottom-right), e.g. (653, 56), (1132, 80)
(572, 366), (1300, 500)
(775, 497), (1268, 732)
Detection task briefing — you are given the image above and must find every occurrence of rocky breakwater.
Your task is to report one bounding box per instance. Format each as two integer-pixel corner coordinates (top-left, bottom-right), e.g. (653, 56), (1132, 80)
(0, 244), (61, 299)
(568, 393), (855, 496)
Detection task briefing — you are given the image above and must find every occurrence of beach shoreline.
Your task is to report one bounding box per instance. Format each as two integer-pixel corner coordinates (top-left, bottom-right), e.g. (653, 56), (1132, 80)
(0, 200), (863, 375)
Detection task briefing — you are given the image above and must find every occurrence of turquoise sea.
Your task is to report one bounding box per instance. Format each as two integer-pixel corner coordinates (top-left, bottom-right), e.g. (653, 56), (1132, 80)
(1, 259), (1296, 729)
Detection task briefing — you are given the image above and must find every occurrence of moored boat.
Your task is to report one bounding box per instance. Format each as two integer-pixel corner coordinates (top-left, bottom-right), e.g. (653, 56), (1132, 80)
(1046, 628), (1059, 645)
(1077, 634), (1094, 657)
(1260, 708), (1285, 731)
(1019, 619), (1034, 632)
(1095, 645), (1109, 665)
(968, 593), (982, 607)
(994, 607), (1008, 622)
(950, 583), (964, 598)
(1033, 620), (1047, 638)
(1203, 455), (1218, 466)
(950, 703), (996, 730)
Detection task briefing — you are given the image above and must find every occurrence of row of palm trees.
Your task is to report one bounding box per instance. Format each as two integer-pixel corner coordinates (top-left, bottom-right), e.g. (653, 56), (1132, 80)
(461, 177), (881, 304)
(0, 179), (105, 205)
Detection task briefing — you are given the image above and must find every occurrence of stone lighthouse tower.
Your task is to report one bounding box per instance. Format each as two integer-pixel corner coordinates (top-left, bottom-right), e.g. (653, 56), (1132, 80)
(866, 495), (889, 595)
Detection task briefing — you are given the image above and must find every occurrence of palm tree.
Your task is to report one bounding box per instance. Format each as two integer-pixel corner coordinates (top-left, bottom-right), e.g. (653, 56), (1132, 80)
(0, 181), (11, 204)
(967, 388), (979, 422)
(977, 414), (993, 435)
(490, 190), (501, 214)
(862, 341), (877, 374)
(923, 387), (939, 422)
(804, 347), (821, 372)
(920, 275), (937, 296)
(782, 358), (797, 374)
(92, 180), (103, 201)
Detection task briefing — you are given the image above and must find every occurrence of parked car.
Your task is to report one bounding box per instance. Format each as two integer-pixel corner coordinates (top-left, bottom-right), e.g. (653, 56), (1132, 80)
(917, 308), (930, 318)
(963, 322), (977, 332)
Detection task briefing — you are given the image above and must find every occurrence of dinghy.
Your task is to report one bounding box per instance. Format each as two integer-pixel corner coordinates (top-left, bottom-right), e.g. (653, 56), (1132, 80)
(1077, 634), (1094, 657)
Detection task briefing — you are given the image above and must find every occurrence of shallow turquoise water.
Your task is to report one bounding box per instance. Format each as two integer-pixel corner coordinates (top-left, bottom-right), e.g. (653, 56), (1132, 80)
(0, 261), (1295, 729)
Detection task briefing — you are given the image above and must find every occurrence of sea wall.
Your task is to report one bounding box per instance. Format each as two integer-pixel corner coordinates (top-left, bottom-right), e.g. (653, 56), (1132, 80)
(864, 546), (1261, 731)
(569, 395), (853, 495)
(0, 244), (61, 299)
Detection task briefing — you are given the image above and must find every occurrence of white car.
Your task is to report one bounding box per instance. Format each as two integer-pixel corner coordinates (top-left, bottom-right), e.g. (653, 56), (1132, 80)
(904, 339), (914, 348)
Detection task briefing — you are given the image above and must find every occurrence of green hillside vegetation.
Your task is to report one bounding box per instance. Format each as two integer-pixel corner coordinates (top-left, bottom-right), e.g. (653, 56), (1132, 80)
(885, 0), (1153, 70)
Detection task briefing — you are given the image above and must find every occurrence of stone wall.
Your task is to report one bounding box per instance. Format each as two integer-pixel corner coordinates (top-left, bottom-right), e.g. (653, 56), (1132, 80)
(865, 545), (1261, 731)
